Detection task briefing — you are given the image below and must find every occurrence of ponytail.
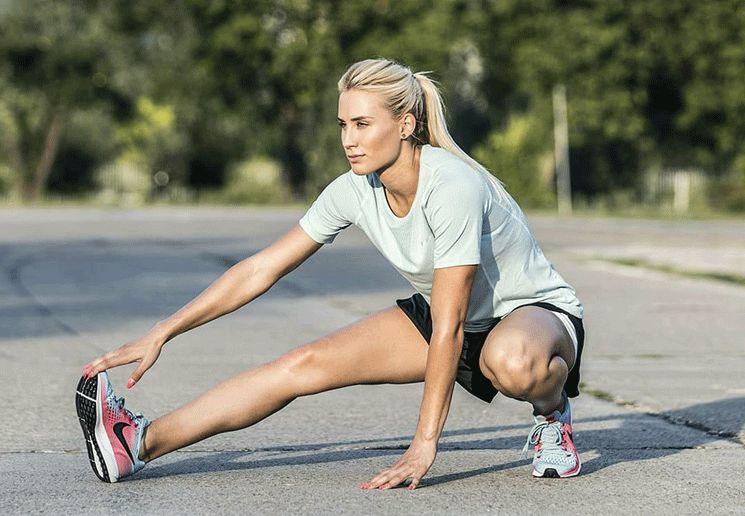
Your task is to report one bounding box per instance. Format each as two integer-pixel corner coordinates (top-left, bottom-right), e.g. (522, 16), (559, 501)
(413, 71), (513, 205)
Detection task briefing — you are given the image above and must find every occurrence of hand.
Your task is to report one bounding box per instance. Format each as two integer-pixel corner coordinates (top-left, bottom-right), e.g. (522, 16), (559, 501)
(81, 326), (167, 388)
(359, 439), (437, 491)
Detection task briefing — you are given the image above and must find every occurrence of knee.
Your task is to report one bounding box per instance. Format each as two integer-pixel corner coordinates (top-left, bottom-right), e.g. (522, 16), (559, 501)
(483, 336), (547, 399)
(271, 344), (317, 379)
(270, 343), (326, 396)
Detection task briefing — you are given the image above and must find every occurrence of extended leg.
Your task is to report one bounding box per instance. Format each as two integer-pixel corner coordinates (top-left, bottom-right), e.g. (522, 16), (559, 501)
(140, 305), (430, 462)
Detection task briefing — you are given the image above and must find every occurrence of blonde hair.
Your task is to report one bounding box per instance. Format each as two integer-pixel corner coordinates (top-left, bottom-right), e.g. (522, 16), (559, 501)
(338, 58), (513, 205)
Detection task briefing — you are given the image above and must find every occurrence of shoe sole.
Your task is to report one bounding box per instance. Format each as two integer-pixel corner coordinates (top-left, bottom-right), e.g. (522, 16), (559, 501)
(76, 374), (119, 483)
(533, 461), (581, 478)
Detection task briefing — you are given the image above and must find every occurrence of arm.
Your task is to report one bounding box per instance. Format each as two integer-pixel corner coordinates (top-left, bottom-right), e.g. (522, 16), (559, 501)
(413, 264), (478, 444)
(362, 170), (485, 491)
(82, 224), (323, 383)
(361, 264), (478, 491)
(153, 224), (323, 344)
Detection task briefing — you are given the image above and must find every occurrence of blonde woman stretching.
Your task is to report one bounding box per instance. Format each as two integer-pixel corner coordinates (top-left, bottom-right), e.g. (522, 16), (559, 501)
(77, 58), (585, 489)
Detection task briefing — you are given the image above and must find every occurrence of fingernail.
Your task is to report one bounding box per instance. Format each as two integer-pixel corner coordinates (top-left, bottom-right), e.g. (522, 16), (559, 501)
(126, 379), (135, 388)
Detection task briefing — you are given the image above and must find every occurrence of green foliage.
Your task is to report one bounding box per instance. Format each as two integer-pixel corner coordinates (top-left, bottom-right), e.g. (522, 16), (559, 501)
(0, 0), (743, 212)
(94, 158), (151, 206)
(114, 97), (188, 182)
(707, 157), (745, 212)
(473, 112), (556, 209)
(218, 156), (293, 205)
(0, 163), (16, 196)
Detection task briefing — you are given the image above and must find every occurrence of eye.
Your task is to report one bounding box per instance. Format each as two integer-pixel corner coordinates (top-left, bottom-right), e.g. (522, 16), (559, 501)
(357, 122), (368, 127)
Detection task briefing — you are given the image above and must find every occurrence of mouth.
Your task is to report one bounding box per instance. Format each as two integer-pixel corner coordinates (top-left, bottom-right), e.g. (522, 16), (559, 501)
(347, 154), (364, 159)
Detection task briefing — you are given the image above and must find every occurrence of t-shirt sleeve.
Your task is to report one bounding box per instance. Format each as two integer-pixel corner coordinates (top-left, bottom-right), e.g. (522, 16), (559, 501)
(424, 176), (484, 268)
(298, 173), (357, 244)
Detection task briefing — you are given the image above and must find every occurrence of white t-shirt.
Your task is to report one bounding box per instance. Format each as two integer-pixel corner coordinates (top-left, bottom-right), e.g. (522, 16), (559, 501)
(298, 144), (584, 331)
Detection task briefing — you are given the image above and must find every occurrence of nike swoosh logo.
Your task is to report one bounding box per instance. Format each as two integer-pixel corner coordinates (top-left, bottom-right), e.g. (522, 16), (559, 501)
(113, 422), (136, 464)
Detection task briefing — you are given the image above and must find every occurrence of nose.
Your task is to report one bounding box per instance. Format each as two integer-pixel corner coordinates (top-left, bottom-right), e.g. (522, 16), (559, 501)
(341, 127), (357, 150)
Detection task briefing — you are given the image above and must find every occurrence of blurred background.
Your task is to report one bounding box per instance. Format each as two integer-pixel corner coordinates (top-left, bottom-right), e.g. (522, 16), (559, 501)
(1, 0), (744, 216)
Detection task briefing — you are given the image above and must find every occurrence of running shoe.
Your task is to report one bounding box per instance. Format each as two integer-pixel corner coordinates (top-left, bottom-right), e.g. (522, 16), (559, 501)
(521, 395), (581, 478)
(75, 371), (151, 482)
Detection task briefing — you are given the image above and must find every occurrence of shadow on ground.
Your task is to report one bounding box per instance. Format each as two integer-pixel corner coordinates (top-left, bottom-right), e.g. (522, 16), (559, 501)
(128, 397), (745, 488)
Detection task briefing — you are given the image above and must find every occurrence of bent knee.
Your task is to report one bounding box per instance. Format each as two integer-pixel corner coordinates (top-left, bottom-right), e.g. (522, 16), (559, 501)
(481, 338), (548, 399)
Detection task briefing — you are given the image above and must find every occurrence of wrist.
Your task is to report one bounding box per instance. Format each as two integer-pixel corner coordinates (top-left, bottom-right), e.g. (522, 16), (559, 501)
(150, 322), (172, 346)
(413, 432), (440, 447)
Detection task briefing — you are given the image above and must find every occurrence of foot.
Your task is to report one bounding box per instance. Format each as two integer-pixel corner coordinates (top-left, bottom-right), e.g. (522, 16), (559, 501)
(521, 395), (581, 478)
(75, 371), (151, 482)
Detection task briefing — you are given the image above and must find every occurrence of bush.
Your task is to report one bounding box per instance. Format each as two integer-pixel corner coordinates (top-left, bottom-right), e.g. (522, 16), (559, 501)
(0, 163), (17, 197)
(220, 156), (293, 204)
(94, 159), (152, 205)
(472, 112), (557, 209)
(707, 172), (745, 213)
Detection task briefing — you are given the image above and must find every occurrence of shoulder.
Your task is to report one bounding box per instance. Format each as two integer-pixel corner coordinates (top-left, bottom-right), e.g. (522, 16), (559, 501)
(318, 169), (367, 198)
(421, 148), (485, 208)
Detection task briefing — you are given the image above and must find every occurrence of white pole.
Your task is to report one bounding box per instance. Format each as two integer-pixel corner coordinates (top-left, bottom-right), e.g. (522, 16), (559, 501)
(553, 84), (572, 215)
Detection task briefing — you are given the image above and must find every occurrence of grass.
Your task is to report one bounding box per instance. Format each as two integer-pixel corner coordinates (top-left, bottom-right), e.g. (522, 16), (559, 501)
(597, 257), (745, 287)
(578, 382), (637, 407)
(3, 191), (745, 221)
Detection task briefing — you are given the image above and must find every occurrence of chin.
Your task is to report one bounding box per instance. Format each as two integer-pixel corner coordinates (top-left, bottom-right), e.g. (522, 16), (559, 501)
(350, 166), (372, 176)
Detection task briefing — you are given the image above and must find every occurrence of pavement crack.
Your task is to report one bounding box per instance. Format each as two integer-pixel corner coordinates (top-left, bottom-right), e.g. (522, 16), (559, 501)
(583, 385), (744, 447)
(4, 246), (81, 338)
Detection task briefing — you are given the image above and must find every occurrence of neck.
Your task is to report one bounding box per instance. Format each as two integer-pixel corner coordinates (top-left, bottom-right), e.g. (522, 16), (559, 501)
(377, 144), (421, 203)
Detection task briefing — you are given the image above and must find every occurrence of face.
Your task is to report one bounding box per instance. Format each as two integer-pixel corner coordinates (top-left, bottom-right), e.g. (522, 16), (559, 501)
(337, 89), (413, 175)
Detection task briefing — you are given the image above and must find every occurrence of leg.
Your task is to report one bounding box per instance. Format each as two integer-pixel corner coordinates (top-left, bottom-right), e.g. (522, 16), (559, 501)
(477, 306), (575, 416)
(140, 305), (429, 462)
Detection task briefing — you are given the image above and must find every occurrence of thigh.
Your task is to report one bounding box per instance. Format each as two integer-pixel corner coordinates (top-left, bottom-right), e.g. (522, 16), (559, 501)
(478, 305), (575, 381)
(276, 305), (430, 396)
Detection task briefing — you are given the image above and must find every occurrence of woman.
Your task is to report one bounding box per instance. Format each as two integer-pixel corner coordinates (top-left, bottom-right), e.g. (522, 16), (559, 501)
(77, 58), (585, 488)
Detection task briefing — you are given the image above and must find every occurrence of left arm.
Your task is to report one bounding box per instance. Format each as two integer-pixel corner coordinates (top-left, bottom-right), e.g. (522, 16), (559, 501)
(361, 170), (485, 492)
(360, 264), (478, 491)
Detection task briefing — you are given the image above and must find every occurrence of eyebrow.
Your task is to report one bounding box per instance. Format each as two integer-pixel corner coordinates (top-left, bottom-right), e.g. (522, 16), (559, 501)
(337, 116), (374, 122)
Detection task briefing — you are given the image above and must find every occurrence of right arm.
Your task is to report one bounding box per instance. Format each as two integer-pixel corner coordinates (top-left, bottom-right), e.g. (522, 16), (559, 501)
(82, 224), (323, 386)
(153, 224), (323, 344)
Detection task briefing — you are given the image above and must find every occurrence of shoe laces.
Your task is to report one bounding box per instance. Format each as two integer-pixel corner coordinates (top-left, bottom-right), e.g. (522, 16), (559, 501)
(520, 416), (564, 459)
(111, 394), (145, 426)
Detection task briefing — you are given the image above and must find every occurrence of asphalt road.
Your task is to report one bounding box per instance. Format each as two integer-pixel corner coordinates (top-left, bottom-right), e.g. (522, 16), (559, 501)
(1, 207), (744, 514)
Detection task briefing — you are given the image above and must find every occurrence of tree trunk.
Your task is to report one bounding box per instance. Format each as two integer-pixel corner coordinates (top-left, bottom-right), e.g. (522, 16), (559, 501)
(2, 110), (25, 197)
(23, 109), (64, 202)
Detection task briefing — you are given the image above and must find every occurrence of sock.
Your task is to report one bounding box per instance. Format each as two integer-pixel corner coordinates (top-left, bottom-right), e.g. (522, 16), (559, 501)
(535, 392), (571, 424)
(552, 392), (571, 424)
(137, 422), (149, 463)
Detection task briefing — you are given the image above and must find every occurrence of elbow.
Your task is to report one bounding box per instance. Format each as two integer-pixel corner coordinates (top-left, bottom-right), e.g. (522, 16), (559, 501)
(434, 316), (466, 337)
(431, 321), (466, 347)
(233, 256), (276, 292)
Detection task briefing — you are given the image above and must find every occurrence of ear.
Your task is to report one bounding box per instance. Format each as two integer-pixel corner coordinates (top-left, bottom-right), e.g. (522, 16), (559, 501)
(399, 112), (417, 137)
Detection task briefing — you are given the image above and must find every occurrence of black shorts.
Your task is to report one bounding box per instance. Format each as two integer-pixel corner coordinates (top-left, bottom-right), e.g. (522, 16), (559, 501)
(395, 293), (585, 404)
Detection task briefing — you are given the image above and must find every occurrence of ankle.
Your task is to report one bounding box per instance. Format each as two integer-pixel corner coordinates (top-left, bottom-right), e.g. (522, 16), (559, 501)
(532, 395), (564, 418)
(138, 424), (151, 463)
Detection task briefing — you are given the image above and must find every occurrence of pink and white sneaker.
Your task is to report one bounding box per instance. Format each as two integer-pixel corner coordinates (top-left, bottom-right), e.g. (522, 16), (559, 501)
(521, 396), (581, 478)
(75, 371), (151, 482)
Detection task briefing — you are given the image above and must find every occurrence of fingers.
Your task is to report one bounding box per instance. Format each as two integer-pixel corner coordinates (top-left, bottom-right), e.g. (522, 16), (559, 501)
(127, 350), (158, 388)
(82, 346), (136, 379)
(360, 466), (418, 491)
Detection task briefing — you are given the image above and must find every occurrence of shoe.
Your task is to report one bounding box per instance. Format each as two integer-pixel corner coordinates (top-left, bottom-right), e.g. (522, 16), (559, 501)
(75, 371), (151, 482)
(521, 395), (581, 478)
